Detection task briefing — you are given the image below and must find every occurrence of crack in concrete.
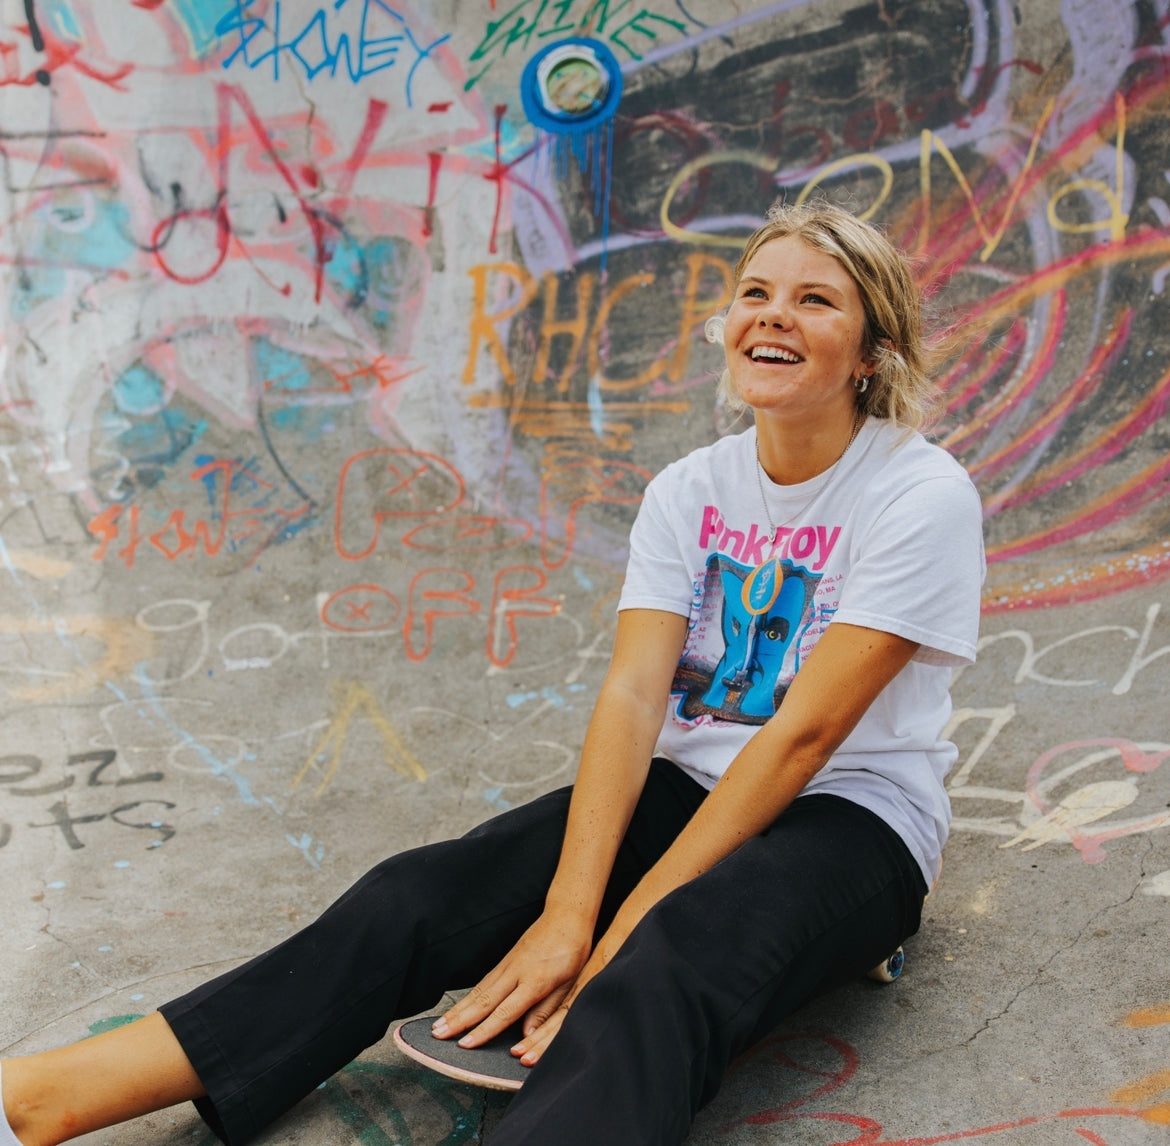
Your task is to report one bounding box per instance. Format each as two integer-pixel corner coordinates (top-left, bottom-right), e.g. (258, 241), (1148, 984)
(478, 1093), (489, 1142)
(26, 873), (103, 996)
(38, 914), (97, 980)
(964, 850), (1156, 1048)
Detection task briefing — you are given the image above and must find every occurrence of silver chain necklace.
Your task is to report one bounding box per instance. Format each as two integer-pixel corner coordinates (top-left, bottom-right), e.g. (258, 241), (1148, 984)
(755, 411), (865, 545)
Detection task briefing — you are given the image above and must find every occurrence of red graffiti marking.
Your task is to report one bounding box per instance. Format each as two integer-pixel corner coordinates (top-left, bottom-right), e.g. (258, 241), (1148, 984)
(724, 1107), (1147, 1144)
(423, 151), (443, 237)
(768, 77), (836, 179)
(335, 448), (466, 562)
(320, 356), (424, 394)
(318, 568), (559, 669)
(365, 359), (425, 390)
(336, 98), (389, 197)
(149, 193), (231, 287)
(261, 354), (421, 396)
(86, 460), (308, 569)
(1, 15), (132, 89)
(961, 312), (1130, 491)
(956, 59), (1046, 125)
(540, 460), (651, 570)
(320, 585), (400, 633)
(150, 86), (390, 301)
(403, 567), (480, 662)
(987, 448), (1170, 564)
(487, 565), (561, 668)
(720, 1032), (857, 1129)
(483, 103), (539, 255)
(401, 516), (534, 552)
(150, 85), (325, 296)
(609, 111), (718, 234)
(943, 291), (1069, 457)
(982, 357), (1170, 518)
(721, 1033), (1149, 1140)
(486, 104), (510, 256)
(87, 504), (126, 562)
(843, 98), (901, 151)
(322, 566), (562, 666)
(939, 322), (1027, 411)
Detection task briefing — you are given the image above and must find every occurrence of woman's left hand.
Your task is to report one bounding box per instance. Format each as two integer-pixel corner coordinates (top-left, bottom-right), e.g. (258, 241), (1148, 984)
(508, 951), (597, 1065)
(508, 912), (636, 1064)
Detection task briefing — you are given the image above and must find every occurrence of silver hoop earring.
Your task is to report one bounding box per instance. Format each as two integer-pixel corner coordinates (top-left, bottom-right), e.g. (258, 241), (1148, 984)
(855, 375), (870, 394)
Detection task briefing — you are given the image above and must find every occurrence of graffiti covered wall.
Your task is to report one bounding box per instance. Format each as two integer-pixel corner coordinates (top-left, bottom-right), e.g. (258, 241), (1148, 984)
(3, 0), (1170, 1029)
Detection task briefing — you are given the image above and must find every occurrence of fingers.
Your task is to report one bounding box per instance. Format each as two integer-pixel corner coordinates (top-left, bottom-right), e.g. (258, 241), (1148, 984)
(510, 1003), (569, 1066)
(511, 949), (606, 1063)
(454, 985), (535, 1048)
(431, 913), (594, 1049)
(433, 973), (516, 1045)
(521, 981), (573, 1037)
(433, 967), (505, 1035)
(432, 958), (577, 1048)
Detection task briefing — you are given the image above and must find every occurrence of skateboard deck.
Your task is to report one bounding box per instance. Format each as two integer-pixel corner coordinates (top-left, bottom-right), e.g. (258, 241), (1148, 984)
(393, 1016), (530, 1091)
(395, 949), (906, 1091)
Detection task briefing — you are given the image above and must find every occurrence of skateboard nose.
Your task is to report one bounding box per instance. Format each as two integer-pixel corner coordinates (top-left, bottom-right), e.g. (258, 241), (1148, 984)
(394, 1017), (529, 1091)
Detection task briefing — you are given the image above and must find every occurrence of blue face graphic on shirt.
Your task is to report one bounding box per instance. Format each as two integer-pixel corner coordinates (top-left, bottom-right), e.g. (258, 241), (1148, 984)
(702, 565), (806, 719)
(673, 553), (819, 726)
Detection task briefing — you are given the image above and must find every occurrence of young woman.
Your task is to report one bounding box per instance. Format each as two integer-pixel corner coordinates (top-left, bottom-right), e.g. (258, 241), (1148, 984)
(1, 202), (984, 1146)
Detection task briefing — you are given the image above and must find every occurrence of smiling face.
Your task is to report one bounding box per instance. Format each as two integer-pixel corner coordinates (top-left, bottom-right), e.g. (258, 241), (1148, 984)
(723, 234), (873, 426)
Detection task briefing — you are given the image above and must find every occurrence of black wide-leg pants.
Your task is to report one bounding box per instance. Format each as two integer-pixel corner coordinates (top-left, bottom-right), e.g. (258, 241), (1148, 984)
(160, 761), (926, 1146)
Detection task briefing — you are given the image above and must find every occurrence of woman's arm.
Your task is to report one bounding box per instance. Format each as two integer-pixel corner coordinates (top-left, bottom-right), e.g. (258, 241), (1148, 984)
(511, 621), (919, 1063)
(434, 607), (689, 1047)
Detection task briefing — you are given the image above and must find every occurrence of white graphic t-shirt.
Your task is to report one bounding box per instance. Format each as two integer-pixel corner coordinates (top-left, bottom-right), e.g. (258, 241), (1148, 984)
(618, 418), (985, 884)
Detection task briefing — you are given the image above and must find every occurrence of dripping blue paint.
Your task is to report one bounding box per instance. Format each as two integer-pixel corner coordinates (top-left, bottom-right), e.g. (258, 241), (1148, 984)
(520, 38), (623, 272)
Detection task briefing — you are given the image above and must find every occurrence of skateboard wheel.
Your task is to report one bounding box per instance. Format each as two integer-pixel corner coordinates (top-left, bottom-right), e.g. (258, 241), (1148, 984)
(867, 946), (904, 983)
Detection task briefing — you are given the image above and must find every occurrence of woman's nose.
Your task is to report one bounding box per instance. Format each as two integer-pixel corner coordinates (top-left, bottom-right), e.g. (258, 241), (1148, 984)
(758, 304), (790, 329)
(758, 296), (795, 327)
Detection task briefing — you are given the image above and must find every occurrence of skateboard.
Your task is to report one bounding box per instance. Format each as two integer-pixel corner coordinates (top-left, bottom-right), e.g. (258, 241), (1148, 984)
(395, 949), (906, 1092)
(867, 945), (905, 983)
(393, 1016), (530, 1091)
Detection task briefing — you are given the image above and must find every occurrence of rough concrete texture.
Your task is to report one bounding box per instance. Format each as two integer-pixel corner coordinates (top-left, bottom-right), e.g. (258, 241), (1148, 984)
(2, 0), (1169, 1143)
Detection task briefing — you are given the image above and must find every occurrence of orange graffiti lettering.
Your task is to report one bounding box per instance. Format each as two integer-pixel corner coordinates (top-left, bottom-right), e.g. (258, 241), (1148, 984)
(462, 262), (540, 386)
(335, 449), (466, 561)
(487, 565), (561, 668)
(403, 568), (480, 662)
(535, 271), (595, 391)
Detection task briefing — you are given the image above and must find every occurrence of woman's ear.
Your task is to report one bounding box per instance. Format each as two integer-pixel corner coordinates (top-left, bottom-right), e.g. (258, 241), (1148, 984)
(861, 337), (894, 378)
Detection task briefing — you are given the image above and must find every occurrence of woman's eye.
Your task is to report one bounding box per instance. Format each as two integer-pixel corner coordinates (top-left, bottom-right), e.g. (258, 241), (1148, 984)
(742, 287), (767, 299)
(803, 293), (829, 305)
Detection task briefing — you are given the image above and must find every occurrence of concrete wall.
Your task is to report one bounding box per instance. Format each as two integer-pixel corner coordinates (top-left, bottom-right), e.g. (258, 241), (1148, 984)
(4, 3), (1170, 1133)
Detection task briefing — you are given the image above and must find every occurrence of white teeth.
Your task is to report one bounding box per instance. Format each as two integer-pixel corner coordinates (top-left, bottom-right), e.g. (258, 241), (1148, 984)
(750, 346), (801, 363)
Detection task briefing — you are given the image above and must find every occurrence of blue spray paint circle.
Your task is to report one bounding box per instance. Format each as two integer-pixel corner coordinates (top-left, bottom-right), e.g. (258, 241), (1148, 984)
(520, 39), (623, 135)
(113, 364), (166, 416)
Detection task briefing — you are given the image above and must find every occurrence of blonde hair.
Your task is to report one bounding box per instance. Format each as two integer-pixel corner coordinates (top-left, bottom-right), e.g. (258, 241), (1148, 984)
(705, 201), (938, 431)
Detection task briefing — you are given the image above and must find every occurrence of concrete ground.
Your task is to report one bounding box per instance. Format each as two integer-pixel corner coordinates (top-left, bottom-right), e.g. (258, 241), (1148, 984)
(2, 0), (1168, 1142)
(4, 568), (1170, 1146)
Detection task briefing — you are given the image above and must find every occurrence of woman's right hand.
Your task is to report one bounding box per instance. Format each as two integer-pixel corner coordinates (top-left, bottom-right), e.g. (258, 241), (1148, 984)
(430, 907), (593, 1049)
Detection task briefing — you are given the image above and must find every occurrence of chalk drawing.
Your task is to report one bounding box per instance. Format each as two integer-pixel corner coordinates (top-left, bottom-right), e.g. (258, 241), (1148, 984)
(292, 679), (427, 797)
